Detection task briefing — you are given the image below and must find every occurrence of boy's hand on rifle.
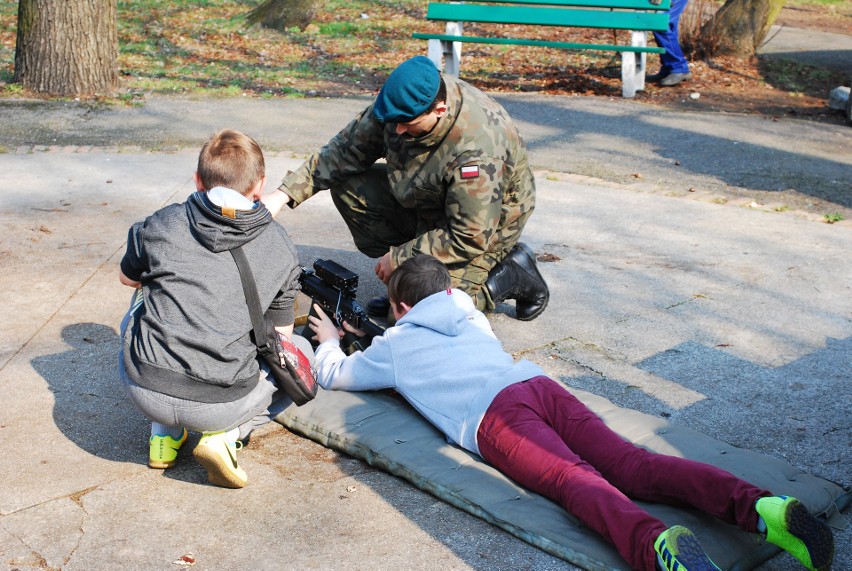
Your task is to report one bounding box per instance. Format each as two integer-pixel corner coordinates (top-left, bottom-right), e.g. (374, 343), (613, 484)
(308, 304), (366, 345)
(340, 320), (366, 339)
(308, 304), (342, 344)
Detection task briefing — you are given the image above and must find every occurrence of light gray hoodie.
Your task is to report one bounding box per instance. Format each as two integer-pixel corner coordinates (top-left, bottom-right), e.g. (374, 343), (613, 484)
(314, 288), (543, 455)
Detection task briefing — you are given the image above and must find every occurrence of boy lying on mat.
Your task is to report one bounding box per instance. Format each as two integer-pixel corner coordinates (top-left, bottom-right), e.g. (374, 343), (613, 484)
(307, 254), (834, 571)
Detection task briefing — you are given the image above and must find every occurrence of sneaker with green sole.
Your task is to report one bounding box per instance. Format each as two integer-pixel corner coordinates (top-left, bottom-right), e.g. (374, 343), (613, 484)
(193, 432), (248, 489)
(756, 496), (834, 571)
(654, 525), (721, 571)
(148, 428), (188, 469)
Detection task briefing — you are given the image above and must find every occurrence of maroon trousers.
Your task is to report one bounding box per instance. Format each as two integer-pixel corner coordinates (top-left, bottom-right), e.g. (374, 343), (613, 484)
(476, 376), (769, 571)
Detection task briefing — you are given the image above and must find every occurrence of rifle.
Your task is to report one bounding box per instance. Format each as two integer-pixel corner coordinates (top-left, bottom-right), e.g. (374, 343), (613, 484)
(298, 258), (385, 352)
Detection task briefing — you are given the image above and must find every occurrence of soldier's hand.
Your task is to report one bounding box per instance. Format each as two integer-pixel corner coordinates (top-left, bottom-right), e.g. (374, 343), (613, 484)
(261, 185), (293, 217)
(375, 252), (393, 283)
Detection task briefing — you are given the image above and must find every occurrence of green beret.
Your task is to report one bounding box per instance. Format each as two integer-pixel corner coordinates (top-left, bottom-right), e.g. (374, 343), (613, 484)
(373, 56), (441, 123)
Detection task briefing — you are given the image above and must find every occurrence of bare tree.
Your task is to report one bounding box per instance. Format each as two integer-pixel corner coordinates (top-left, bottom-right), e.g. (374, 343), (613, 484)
(14, 0), (118, 96)
(700, 0), (785, 56)
(246, 0), (321, 31)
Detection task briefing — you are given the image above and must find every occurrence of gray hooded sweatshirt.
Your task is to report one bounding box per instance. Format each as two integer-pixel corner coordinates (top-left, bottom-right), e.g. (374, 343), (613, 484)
(121, 191), (300, 403)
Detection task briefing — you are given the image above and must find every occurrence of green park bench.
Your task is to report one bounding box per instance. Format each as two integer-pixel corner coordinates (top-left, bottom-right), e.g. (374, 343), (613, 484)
(412, 0), (671, 98)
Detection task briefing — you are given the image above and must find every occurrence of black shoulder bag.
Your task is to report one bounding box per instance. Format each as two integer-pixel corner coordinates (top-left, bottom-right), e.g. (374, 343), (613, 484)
(230, 246), (318, 406)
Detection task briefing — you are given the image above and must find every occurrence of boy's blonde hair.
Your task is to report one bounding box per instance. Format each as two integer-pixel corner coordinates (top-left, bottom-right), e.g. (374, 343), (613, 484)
(196, 129), (265, 196)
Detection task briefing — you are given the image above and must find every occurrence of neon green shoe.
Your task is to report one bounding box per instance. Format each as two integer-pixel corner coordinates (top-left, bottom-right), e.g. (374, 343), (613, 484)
(654, 526), (721, 571)
(756, 496), (834, 571)
(193, 432), (247, 489)
(148, 429), (188, 469)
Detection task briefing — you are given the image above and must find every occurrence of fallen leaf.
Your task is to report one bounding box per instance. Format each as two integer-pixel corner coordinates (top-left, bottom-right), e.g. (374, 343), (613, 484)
(173, 554), (196, 566)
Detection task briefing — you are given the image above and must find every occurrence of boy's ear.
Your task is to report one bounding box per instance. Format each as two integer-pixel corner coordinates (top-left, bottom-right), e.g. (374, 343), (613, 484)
(397, 301), (413, 316)
(250, 176), (266, 201)
(391, 299), (411, 321)
(193, 172), (206, 192)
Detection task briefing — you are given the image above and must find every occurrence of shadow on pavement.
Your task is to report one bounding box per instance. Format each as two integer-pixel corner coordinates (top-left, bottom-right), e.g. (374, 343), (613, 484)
(501, 97), (852, 212)
(30, 322), (147, 465)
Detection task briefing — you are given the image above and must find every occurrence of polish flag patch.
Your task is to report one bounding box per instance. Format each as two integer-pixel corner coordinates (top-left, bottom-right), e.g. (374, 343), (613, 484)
(460, 165), (480, 179)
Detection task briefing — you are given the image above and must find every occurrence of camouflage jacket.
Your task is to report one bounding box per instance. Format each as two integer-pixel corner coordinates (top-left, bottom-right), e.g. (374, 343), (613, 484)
(279, 75), (535, 269)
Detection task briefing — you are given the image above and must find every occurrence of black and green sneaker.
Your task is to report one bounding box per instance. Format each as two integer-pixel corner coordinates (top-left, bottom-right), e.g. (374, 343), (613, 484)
(654, 525), (721, 571)
(756, 496), (834, 571)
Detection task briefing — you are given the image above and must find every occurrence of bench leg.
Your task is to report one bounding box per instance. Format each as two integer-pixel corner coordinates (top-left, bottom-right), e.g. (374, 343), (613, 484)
(428, 40), (461, 76)
(425, 21), (463, 77)
(621, 31), (648, 98)
(428, 21), (462, 77)
(427, 39), (445, 72)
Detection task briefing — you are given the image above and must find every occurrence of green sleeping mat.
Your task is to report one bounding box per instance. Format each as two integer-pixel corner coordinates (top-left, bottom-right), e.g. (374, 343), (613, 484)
(275, 385), (849, 570)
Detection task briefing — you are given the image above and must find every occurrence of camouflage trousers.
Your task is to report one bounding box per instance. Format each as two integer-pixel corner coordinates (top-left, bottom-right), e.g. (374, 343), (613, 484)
(330, 164), (531, 310)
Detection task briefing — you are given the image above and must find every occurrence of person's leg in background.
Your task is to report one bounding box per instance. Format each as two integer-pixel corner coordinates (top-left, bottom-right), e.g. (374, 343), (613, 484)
(650, 0), (692, 86)
(330, 163), (417, 259)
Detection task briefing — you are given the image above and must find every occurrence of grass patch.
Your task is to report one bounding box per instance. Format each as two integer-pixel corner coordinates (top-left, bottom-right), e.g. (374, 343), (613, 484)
(786, 0), (849, 6)
(0, 0), (847, 111)
(757, 57), (842, 98)
(111, 0), (427, 97)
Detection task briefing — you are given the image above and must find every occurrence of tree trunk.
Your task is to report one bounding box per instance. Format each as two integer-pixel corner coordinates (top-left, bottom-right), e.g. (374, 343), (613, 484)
(700, 0), (785, 56)
(14, 0), (118, 96)
(246, 0), (320, 31)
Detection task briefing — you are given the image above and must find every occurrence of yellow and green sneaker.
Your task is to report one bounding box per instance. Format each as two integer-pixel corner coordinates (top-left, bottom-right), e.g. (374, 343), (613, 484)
(148, 428), (188, 469)
(193, 432), (248, 489)
(654, 525), (721, 571)
(756, 496), (834, 571)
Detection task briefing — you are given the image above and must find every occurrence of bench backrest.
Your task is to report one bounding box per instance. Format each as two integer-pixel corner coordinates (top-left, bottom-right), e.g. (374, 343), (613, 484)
(425, 1), (671, 31)
(444, 0), (671, 9)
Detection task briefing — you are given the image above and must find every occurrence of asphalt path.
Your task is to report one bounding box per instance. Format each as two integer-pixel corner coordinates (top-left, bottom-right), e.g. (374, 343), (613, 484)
(1, 27), (850, 570)
(1, 93), (850, 221)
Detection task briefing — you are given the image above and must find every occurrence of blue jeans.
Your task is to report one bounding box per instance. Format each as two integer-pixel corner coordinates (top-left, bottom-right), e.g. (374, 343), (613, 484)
(652, 0), (691, 74)
(476, 376), (768, 571)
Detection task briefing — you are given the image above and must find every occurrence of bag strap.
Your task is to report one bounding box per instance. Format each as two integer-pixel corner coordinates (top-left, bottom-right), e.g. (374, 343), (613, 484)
(229, 246), (272, 357)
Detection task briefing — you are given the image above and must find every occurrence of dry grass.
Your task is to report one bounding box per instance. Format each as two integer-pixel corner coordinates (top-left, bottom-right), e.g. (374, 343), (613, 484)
(0, 0), (848, 122)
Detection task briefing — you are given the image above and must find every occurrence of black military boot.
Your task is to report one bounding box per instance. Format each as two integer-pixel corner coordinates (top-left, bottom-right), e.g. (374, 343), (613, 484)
(366, 295), (390, 317)
(485, 243), (549, 321)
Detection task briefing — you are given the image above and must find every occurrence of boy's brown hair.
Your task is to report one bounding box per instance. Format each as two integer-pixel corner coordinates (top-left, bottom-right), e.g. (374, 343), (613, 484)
(196, 129), (265, 196)
(388, 255), (452, 309)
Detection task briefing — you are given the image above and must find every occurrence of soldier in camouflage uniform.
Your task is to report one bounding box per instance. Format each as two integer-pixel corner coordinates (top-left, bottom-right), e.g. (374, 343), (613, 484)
(264, 56), (548, 320)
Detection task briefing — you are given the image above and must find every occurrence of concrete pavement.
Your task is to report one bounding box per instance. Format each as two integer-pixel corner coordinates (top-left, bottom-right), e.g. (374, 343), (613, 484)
(759, 25), (852, 75)
(1, 30), (851, 565)
(1, 133), (849, 569)
(1, 93), (850, 221)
